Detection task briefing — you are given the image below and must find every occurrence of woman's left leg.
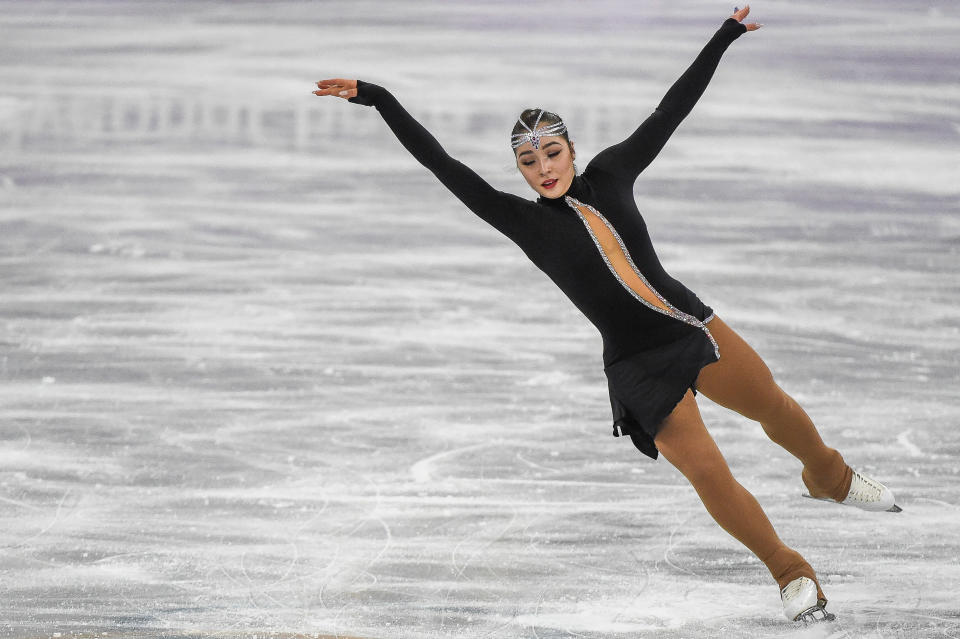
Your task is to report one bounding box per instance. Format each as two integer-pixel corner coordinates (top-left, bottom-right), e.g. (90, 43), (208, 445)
(694, 315), (852, 501)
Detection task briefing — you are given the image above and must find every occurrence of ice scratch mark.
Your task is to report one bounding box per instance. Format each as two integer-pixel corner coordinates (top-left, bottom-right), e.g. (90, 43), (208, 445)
(529, 590), (545, 639)
(514, 450), (563, 475)
(663, 511), (700, 577)
(913, 497), (959, 510)
(410, 440), (497, 483)
(440, 504), (517, 630)
(10, 488), (73, 548)
(613, 554), (652, 623)
(450, 504), (518, 582)
(896, 429), (924, 458)
(0, 495), (42, 511)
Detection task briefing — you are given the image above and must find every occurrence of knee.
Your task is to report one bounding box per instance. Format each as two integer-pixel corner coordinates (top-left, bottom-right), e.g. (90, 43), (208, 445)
(763, 384), (799, 423)
(666, 446), (734, 489)
(749, 376), (794, 425)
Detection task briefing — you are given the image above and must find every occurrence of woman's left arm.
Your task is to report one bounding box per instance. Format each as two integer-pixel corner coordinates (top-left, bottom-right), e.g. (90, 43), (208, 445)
(588, 7), (760, 182)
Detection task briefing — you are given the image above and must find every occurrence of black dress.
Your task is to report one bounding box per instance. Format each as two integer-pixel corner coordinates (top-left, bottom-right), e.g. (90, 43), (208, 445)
(347, 18), (747, 459)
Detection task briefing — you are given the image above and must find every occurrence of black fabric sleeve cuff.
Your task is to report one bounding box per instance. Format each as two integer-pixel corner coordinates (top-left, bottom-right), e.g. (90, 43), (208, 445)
(348, 79), (382, 107)
(718, 17), (748, 42)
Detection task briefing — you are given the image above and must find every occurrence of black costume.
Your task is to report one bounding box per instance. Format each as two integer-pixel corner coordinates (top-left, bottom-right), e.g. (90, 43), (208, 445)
(348, 18), (748, 459)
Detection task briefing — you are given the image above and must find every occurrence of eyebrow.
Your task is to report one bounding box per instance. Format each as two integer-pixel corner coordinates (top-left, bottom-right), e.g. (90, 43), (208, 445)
(518, 141), (562, 158)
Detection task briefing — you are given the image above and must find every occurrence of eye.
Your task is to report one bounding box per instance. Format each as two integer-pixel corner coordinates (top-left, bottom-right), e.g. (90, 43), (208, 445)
(521, 160), (534, 166)
(548, 152), (560, 158)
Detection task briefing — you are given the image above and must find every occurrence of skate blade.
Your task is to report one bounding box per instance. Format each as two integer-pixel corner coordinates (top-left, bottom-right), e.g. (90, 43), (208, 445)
(795, 600), (836, 624)
(801, 493), (903, 513)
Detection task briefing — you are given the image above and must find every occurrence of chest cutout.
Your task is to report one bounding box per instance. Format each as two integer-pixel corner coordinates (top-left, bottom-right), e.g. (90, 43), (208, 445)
(568, 201), (671, 313)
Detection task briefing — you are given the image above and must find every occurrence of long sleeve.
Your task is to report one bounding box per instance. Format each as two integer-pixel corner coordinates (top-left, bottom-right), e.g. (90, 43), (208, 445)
(587, 18), (747, 183)
(348, 81), (528, 240)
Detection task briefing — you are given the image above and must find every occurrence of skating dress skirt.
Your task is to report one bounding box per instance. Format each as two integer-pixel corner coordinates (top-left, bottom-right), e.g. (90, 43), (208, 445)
(349, 18), (747, 460)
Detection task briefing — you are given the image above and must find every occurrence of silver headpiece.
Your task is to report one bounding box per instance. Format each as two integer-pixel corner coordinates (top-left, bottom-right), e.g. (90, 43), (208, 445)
(510, 109), (567, 150)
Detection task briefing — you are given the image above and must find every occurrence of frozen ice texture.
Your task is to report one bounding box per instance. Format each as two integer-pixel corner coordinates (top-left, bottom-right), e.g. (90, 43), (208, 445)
(1, 1), (958, 638)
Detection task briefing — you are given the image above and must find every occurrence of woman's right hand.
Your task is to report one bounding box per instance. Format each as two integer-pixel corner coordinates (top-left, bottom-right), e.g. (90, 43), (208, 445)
(314, 78), (358, 99)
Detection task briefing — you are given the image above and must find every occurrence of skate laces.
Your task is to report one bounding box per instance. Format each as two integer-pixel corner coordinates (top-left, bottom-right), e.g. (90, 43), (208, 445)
(781, 578), (804, 599)
(846, 470), (884, 503)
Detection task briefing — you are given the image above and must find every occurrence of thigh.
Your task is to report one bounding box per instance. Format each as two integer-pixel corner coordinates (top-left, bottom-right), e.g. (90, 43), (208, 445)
(654, 389), (731, 482)
(695, 315), (781, 420)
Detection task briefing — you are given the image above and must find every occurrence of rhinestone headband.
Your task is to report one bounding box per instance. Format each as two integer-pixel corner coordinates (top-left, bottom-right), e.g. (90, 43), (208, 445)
(510, 109), (568, 150)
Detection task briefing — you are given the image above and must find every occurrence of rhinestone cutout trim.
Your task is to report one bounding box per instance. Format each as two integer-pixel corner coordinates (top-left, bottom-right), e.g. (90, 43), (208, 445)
(564, 195), (720, 359)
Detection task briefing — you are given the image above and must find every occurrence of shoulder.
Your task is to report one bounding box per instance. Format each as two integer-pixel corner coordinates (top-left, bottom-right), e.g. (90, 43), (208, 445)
(473, 189), (550, 239)
(580, 163), (633, 198)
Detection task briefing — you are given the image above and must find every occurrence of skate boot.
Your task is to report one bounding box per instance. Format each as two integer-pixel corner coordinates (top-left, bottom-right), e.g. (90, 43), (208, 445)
(781, 576), (835, 623)
(804, 468), (901, 512)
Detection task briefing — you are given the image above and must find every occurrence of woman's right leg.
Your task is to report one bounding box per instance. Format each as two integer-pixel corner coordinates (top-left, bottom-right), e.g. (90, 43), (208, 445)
(654, 388), (825, 600)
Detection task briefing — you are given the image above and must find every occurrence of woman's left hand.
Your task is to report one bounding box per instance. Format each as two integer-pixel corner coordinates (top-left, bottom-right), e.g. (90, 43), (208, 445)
(731, 5), (763, 31)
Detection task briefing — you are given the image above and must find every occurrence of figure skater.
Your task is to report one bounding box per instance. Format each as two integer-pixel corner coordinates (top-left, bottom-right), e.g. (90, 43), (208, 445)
(313, 5), (899, 623)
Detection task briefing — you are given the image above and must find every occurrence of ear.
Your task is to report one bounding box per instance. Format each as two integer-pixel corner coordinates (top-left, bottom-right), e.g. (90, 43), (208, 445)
(569, 140), (576, 160)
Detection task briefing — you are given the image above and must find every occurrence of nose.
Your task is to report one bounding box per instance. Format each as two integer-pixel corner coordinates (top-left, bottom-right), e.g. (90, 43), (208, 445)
(537, 156), (552, 175)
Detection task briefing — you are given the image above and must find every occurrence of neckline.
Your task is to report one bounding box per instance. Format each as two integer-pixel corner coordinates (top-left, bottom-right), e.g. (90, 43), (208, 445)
(537, 173), (586, 208)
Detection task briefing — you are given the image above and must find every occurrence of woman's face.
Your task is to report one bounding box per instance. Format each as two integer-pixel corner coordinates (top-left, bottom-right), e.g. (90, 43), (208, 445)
(515, 136), (576, 199)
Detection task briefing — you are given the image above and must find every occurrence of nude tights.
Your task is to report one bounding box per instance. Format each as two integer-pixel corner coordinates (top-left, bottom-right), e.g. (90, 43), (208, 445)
(653, 315), (852, 599)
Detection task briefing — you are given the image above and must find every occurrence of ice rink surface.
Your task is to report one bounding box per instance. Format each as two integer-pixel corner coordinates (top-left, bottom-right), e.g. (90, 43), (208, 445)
(1, 1), (958, 637)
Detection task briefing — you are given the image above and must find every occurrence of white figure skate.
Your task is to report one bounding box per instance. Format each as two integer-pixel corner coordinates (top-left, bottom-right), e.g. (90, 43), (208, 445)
(781, 576), (835, 623)
(803, 468), (901, 512)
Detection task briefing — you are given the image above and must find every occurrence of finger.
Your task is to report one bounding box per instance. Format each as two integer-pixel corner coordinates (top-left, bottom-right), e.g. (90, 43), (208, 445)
(316, 78), (357, 89)
(317, 78), (349, 87)
(731, 4), (750, 21)
(313, 87), (357, 100)
(314, 87), (358, 99)
(745, 22), (763, 31)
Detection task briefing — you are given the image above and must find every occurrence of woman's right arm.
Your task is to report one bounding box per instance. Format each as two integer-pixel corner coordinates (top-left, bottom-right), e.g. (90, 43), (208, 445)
(315, 79), (526, 240)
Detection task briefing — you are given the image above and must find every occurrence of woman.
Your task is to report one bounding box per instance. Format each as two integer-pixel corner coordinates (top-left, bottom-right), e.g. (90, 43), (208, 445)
(314, 5), (898, 624)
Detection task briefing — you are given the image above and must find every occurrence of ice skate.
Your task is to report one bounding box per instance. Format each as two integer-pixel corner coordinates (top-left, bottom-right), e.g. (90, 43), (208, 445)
(781, 576), (835, 623)
(803, 468), (901, 512)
